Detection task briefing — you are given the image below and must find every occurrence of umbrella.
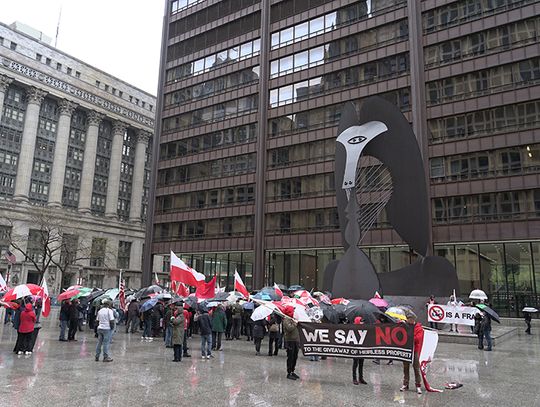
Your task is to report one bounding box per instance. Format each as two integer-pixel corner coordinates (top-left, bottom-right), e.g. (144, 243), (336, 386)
(140, 297), (159, 313)
(252, 292), (272, 301)
(184, 295), (198, 309)
(342, 299), (387, 323)
(469, 289), (488, 300)
(135, 285), (164, 299)
(385, 306), (407, 321)
(57, 288), (81, 302)
(319, 303), (341, 324)
(251, 304), (273, 321)
(288, 285), (304, 291)
(206, 292), (229, 302)
(3, 284), (42, 301)
(369, 297), (389, 308)
(72, 287), (93, 299)
(258, 286), (282, 301)
(66, 285), (83, 291)
(154, 292), (172, 301)
(80, 289), (104, 306)
(91, 289), (120, 306)
(242, 301), (255, 310)
(475, 303), (500, 323)
(523, 307), (539, 313)
(331, 298), (350, 305)
(205, 301), (220, 308)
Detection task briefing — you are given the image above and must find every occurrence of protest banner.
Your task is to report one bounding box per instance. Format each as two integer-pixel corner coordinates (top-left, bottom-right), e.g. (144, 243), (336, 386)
(298, 322), (413, 362)
(427, 304), (479, 326)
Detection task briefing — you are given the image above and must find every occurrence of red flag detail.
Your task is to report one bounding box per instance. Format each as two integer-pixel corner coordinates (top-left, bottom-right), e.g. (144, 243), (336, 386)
(234, 270), (249, 299)
(40, 279), (50, 317)
(170, 250), (205, 287)
(273, 283), (283, 297)
(195, 276), (216, 300)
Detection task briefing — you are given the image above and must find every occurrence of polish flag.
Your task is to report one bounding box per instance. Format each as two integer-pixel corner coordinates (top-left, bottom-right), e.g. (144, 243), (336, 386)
(273, 283), (283, 297)
(40, 278), (51, 317)
(195, 276), (216, 300)
(171, 281), (190, 297)
(170, 250), (205, 287)
(0, 272), (7, 291)
(234, 269), (249, 299)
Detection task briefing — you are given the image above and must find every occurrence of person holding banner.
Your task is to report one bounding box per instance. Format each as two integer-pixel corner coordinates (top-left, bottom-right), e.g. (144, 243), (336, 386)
(283, 307), (300, 381)
(401, 312), (424, 394)
(352, 316), (367, 385)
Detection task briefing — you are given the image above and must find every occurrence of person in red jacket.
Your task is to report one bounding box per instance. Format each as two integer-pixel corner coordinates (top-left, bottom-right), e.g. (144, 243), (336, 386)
(352, 316), (367, 385)
(17, 302), (36, 355)
(182, 305), (191, 358)
(400, 311), (424, 394)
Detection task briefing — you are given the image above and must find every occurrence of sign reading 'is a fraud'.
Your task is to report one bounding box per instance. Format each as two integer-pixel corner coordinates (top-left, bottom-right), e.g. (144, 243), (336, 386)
(298, 322), (414, 362)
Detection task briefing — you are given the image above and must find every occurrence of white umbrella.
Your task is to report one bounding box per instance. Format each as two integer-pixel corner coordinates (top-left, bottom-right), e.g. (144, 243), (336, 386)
(469, 289), (488, 300)
(12, 284), (32, 299)
(293, 306), (311, 322)
(523, 307), (539, 313)
(251, 305), (273, 321)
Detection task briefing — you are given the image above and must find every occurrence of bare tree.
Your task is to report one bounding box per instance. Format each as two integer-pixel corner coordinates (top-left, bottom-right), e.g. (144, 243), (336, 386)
(4, 209), (92, 284)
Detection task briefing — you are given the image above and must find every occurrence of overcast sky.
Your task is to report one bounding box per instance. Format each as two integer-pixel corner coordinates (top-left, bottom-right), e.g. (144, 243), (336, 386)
(1, 0), (164, 95)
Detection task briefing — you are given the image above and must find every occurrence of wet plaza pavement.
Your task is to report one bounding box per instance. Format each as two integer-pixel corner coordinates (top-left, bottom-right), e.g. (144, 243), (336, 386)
(0, 311), (538, 407)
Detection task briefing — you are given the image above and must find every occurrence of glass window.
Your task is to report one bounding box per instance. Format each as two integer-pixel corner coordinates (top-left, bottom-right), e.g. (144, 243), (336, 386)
(229, 47), (239, 61)
(294, 51), (309, 71)
(280, 27), (294, 45)
(294, 22), (309, 40)
(279, 85), (293, 105)
(279, 55), (294, 74)
(240, 42), (252, 58)
(455, 244), (480, 295)
(269, 89), (279, 107)
(271, 32), (280, 48)
(325, 12), (337, 31)
(309, 16), (325, 36)
(309, 46), (325, 66)
(270, 60), (279, 77)
(194, 58), (205, 73)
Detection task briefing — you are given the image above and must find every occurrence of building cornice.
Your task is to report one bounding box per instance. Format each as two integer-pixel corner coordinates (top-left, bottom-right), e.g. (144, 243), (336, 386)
(0, 57), (155, 130)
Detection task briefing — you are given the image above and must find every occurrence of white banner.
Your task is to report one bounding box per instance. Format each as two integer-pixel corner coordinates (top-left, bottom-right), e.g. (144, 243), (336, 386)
(427, 304), (480, 326)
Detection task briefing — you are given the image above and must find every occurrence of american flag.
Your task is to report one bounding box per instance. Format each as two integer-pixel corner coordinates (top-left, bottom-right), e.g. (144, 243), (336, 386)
(119, 278), (126, 311)
(4, 250), (16, 264)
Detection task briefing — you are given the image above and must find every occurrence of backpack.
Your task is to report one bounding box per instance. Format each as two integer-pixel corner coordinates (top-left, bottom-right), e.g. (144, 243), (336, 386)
(269, 323), (279, 333)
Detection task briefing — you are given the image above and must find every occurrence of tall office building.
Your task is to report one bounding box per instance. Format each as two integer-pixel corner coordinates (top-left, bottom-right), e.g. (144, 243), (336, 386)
(0, 22), (156, 292)
(149, 0), (540, 315)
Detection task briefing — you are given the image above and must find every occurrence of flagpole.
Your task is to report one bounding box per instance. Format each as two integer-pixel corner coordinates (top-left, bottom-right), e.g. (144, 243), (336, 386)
(6, 263), (10, 286)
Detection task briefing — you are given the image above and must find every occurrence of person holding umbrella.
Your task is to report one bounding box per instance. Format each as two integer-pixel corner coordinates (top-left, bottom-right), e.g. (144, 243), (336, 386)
(16, 302), (36, 355)
(478, 311), (492, 351)
(523, 307), (537, 334)
(282, 306), (300, 381)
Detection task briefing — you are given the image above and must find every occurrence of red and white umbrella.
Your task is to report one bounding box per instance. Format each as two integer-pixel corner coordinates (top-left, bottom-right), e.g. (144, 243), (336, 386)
(3, 283), (42, 301)
(369, 297), (389, 308)
(57, 288), (83, 302)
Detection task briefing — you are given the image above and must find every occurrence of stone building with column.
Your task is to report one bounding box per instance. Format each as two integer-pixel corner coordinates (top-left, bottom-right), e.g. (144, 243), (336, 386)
(0, 22), (156, 293)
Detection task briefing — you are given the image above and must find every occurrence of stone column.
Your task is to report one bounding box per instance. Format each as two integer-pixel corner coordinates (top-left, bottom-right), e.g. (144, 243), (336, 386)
(129, 131), (150, 222)
(104, 121), (127, 218)
(48, 100), (78, 207)
(78, 111), (104, 213)
(13, 87), (47, 202)
(0, 75), (14, 114)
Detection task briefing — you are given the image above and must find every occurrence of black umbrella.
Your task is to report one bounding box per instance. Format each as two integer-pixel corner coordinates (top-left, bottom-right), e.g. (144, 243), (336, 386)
(320, 303), (340, 324)
(134, 285), (164, 299)
(184, 295), (198, 309)
(342, 299), (389, 324)
(80, 289), (104, 306)
(476, 303), (500, 323)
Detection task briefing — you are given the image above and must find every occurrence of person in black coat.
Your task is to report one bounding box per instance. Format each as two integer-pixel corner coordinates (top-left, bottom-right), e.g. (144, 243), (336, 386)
(67, 299), (79, 341)
(524, 311), (532, 335)
(59, 300), (70, 341)
(252, 317), (266, 355)
(225, 306), (233, 340)
(267, 314), (280, 356)
(478, 312), (492, 351)
(195, 309), (213, 359)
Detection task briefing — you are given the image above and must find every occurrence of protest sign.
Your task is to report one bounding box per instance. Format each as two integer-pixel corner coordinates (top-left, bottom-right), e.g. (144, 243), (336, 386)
(298, 322), (413, 362)
(427, 304), (479, 326)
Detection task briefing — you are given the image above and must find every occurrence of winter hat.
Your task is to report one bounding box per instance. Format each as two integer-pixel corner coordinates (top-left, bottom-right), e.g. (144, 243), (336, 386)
(354, 316), (363, 324)
(25, 303), (33, 311)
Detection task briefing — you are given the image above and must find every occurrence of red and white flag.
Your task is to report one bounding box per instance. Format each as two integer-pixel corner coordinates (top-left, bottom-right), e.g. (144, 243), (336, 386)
(234, 269), (249, 299)
(273, 283), (283, 297)
(40, 278), (50, 317)
(195, 276), (216, 300)
(0, 272), (7, 291)
(170, 250), (205, 287)
(119, 278), (126, 311)
(171, 281), (190, 297)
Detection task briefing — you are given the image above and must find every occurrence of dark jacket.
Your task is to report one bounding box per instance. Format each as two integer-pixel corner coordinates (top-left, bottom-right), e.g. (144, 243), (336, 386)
(127, 301), (139, 318)
(68, 303), (79, 322)
(283, 318), (299, 342)
(197, 312), (212, 335)
(480, 313), (492, 333)
(60, 302), (70, 321)
(252, 319), (266, 339)
(211, 308), (227, 333)
(232, 303), (242, 320)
